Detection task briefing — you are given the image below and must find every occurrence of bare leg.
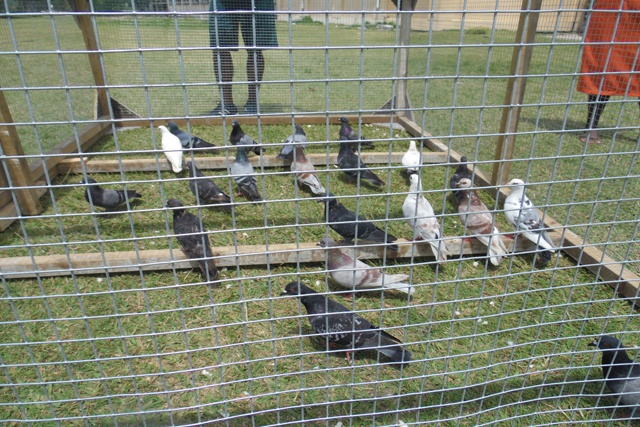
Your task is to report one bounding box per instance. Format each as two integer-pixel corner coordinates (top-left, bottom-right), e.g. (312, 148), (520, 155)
(580, 94), (609, 144)
(246, 49), (265, 107)
(213, 49), (234, 109)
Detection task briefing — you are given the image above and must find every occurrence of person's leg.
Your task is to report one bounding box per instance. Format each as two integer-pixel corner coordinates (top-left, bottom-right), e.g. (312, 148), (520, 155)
(213, 50), (235, 110)
(209, 0), (239, 114)
(246, 49), (264, 110)
(580, 94), (609, 143)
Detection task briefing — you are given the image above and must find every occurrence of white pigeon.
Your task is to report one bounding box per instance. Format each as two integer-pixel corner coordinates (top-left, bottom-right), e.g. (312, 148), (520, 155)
(318, 237), (415, 295)
(456, 178), (508, 266)
(401, 140), (421, 173)
(158, 125), (183, 173)
(402, 174), (448, 262)
(504, 178), (556, 260)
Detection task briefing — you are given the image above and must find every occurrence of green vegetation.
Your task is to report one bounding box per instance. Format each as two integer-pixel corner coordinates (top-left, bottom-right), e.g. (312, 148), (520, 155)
(1, 15), (639, 427)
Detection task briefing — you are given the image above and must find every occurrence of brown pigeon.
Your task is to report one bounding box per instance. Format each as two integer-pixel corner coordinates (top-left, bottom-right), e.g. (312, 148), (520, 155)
(291, 146), (325, 196)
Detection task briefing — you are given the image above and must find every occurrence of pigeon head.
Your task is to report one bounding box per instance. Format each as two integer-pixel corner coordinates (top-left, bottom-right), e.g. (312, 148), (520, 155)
(338, 117), (349, 124)
(158, 125), (169, 134)
(167, 121), (179, 132)
(317, 237), (338, 248)
(317, 192), (337, 206)
(589, 335), (625, 350)
(589, 335), (636, 367)
(506, 178), (525, 187)
(295, 124), (305, 135)
(166, 198), (184, 209)
(459, 156), (468, 164)
(456, 178), (472, 189)
(80, 177), (97, 185)
(231, 119), (239, 127)
(281, 281), (316, 297)
(409, 174), (420, 185)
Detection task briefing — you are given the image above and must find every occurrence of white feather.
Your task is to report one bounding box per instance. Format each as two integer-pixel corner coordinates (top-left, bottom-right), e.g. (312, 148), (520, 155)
(401, 140), (421, 173)
(159, 125), (183, 173)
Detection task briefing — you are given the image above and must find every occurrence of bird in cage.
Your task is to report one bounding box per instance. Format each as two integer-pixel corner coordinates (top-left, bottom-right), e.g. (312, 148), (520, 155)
(281, 281), (411, 366)
(167, 121), (216, 151)
(589, 335), (640, 418)
(503, 178), (555, 265)
(319, 193), (398, 252)
(403, 173), (448, 262)
(455, 178), (508, 266)
(231, 146), (262, 202)
(401, 140), (421, 174)
(166, 198), (218, 282)
(229, 120), (264, 155)
(158, 125), (184, 173)
(186, 161), (231, 207)
(449, 155), (473, 207)
(276, 124), (308, 160)
(291, 146), (326, 196)
(337, 138), (385, 188)
(337, 117), (374, 150)
(80, 177), (141, 212)
(317, 237), (414, 295)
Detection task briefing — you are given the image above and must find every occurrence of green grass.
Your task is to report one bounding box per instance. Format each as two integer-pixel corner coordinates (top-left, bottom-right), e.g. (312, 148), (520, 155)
(1, 15), (640, 427)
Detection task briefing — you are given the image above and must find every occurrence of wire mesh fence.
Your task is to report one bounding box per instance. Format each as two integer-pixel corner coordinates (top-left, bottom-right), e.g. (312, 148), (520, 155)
(1, 0), (640, 426)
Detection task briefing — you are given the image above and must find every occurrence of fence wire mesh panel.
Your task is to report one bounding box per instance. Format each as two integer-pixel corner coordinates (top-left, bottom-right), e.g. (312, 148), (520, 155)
(1, 0), (640, 426)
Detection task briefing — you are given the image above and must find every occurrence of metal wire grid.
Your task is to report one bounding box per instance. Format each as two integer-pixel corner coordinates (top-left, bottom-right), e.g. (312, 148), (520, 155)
(1, 1), (640, 426)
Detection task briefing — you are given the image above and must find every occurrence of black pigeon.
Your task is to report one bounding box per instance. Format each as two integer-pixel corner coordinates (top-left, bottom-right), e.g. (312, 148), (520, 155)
(186, 161), (231, 206)
(449, 156), (473, 206)
(230, 120), (264, 155)
(338, 117), (374, 149)
(589, 335), (640, 416)
(231, 147), (262, 202)
(166, 198), (218, 281)
(320, 194), (398, 251)
(281, 282), (411, 365)
(167, 121), (215, 150)
(276, 125), (308, 160)
(338, 140), (385, 187)
(81, 177), (141, 212)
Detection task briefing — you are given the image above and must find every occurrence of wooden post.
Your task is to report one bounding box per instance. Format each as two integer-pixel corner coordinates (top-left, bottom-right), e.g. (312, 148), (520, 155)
(491, 0), (542, 186)
(0, 88), (43, 216)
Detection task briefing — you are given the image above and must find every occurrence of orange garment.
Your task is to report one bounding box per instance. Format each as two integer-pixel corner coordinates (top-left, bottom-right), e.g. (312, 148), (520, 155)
(577, 0), (640, 97)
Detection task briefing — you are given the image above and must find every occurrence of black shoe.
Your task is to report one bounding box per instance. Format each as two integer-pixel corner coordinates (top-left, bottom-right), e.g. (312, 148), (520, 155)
(208, 103), (238, 116)
(244, 102), (258, 114)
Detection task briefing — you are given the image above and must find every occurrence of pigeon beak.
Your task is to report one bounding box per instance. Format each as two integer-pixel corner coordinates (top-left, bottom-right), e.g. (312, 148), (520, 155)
(280, 290), (292, 297)
(588, 340), (598, 347)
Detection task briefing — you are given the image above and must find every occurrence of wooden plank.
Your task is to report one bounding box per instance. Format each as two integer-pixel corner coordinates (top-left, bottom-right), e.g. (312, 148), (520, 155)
(0, 235), (553, 279)
(56, 152), (448, 174)
(397, 115), (640, 307)
(0, 186), (49, 231)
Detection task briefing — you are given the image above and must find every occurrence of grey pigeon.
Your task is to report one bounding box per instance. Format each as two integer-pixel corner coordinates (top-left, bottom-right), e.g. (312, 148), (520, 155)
(231, 147), (262, 202)
(338, 117), (374, 149)
(230, 120), (264, 155)
(337, 140), (384, 187)
(449, 156), (472, 206)
(166, 198), (218, 281)
(186, 161), (231, 206)
(589, 335), (640, 417)
(318, 237), (414, 295)
(291, 146), (325, 195)
(456, 178), (508, 266)
(167, 121), (215, 150)
(504, 178), (555, 265)
(320, 194), (398, 251)
(81, 177), (141, 211)
(281, 281), (411, 365)
(276, 125), (308, 160)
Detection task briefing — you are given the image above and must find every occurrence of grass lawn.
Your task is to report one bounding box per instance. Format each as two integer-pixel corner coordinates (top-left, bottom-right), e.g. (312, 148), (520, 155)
(1, 14), (640, 427)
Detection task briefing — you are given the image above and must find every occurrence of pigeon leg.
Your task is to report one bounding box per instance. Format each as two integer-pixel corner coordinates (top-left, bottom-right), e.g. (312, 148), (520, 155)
(345, 350), (354, 365)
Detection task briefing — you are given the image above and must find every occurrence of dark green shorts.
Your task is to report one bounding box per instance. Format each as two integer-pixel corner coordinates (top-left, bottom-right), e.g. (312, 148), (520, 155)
(209, 0), (278, 50)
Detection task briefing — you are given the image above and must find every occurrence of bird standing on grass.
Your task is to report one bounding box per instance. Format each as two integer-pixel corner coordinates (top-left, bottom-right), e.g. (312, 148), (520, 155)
(230, 120), (264, 155)
(320, 194), (398, 252)
(186, 161), (231, 206)
(318, 237), (414, 295)
(81, 177), (141, 212)
(337, 139), (385, 188)
(338, 117), (374, 149)
(276, 124), (308, 160)
(455, 178), (508, 266)
(503, 178), (555, 265)
(158, 125), (184, 173)
(166, 198), (218, 281)
(291, 146), (325, 196)
(231, 146), (262, 202)
(402, 174), (448, 262)
(449, 156), (472, 206)
(401, 140), (421, 174)
(167, 121), (215, 150)
(281, 281), (411, 365)
(589, 335), (640, 417)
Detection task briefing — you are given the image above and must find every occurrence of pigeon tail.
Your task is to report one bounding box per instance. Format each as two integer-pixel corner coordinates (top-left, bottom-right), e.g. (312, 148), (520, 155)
(359, 335), (412, 364)
(428, 240), (449, 262)
(381, 280), (414, 295)
(361, 170), (385, 187)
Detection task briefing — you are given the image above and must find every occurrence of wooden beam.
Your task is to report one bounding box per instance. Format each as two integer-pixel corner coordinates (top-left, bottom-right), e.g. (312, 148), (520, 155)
(0, 185), (48, 231)
(57, 152), (448, 174)
(0, 235), (551, 279)
(397, 115), (640, 307)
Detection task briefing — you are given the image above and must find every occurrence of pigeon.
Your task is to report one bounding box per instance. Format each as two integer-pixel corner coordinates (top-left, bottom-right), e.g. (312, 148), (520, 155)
(449, 156), (473, 206)
(158, 125), (184, 173)
(291, 146), (326, 196)
(230, 119), (264, 155)
(81, 177), (141, 212)
(402, 174), (448, 262)
(186, 161), (231, 206)
(401, 140), (421, 173)
(276, 125), (308, 160)
(167, 121), (215, 150)
(320, 194), (398, 251)
(166, 198), (218, 281)
(338, 140), (385, 187)
(504, 178), (555, 265)
(280, 281), (411, 365)
(318, 237), (414, 295)
(231, 146), (262, 202)
(338, 117), (374, 149)
(456, 178), (508, 266)
(589, 335), (640, 417)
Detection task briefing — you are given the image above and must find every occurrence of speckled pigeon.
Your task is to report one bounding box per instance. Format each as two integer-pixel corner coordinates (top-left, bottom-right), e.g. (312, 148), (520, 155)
(81, 177), (141, 212)
(230, 120), (264, 155)
(186, 161), (231, 206)
(167, 121), (215, 150)
(276, 125), (308, 160)
(231, 146), (262, 202)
